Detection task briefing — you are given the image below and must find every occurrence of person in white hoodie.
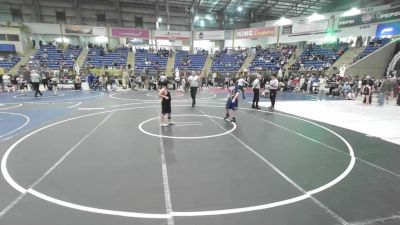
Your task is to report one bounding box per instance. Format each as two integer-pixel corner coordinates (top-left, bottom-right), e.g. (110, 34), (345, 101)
(16, 75), (26, 96)
(236, 76), (248, 99)
(51, 75), (59, 95)
(2, 73), (11, 92)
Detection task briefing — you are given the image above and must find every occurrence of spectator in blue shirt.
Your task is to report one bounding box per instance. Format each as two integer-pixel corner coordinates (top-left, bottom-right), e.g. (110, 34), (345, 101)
(87, 73), (95, 90)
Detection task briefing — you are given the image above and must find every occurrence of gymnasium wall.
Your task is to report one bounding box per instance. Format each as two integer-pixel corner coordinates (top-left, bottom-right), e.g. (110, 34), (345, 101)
(345, 39), (399, 77)
(0, 27), (26, 54)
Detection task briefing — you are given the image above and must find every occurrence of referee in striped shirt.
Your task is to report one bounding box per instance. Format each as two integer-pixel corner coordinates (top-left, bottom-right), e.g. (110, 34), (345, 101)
(252, 74), (261, 109)
(269, 75), (279, 110)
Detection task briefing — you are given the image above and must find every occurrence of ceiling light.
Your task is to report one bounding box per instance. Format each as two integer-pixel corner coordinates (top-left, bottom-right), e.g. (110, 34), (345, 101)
(342, 8), (361, 17)
(237, 6), (243, 12)
(157, 17), (162, 22)
(307, 13), (325, 22)
(274, 17), (291, 26)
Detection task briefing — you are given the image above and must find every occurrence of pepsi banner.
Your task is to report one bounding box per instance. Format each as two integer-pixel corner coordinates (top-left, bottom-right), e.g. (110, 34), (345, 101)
(338, 7), (400, 28)
(376, 7), (400, 22)
(338, 14), (376, 28)
(376, 21), (400, 38)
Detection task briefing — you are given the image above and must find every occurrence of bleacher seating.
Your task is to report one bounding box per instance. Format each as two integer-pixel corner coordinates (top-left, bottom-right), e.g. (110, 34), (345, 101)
(249, 51), (281, 71)
(135, 49), (167, 73)
(249, 47), (295, 71)
(85, 47), (128, 68)
(293, 43), (348, 70)
(354, 38), (391, 62)
(0, 55), (20, 69)
(32, 45), (81, 69)
(174, 51), (207, 71)
(211, 52), (245, 73)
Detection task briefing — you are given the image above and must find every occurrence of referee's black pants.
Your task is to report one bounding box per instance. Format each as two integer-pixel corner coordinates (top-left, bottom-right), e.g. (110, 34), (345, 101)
(252, 88), (259, 108)
(397, 93), (400, 105)
(32, 82), (42, 97)
(270, 89), (277, 109)
(239, 85), (245, 98)
(190, 87), (197, 106)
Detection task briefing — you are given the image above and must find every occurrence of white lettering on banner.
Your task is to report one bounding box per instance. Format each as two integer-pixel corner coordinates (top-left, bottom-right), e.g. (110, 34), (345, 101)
(155, 31), (191, 40)
(235, 27), (275, 39)
(361, 14), (373, 23)
(339, 20), (355, 25)
(379, 11), (400, 19)
(194, 31), (225, 40)
(361, 7), (374, 14)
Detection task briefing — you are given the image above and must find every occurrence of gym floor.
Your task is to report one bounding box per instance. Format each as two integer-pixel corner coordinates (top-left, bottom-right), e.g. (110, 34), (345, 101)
(0, 89), (399, 225)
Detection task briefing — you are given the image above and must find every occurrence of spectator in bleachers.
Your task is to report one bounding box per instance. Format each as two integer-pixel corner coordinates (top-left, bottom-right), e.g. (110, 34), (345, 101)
(87, 72), (95, 90)
(2, 73), (11, 92)
(362, 84), (372, 105)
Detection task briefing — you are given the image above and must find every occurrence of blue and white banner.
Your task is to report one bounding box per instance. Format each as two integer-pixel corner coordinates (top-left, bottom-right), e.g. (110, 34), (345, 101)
(376, 21), (400, 38)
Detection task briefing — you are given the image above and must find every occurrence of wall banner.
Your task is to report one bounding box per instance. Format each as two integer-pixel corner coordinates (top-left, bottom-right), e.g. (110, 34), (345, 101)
(194, 30), (225, 40)
(376, 7), (400, 22)
(154, 31), (191, 40)
(338, 14), (376, 28)
(92, 27), (106, 36)
(292, 20), (328, 34)
(63, 25), (93, 35)
(282, 25), (293, 35)
(376, 21), (400, 37)
(111, 27), (150, 39)
(235, 27), (275, 39)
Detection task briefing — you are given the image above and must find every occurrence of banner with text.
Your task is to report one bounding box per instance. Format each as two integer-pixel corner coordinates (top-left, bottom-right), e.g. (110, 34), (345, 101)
(338, 7), (400, 28)
(194, 30), (225, 40)
(376, 21), (400, 37)
(282, 25), (293, 35)
(154, 31), (191, 40)
(63, 25), (106, 36)
(64, 25), (92, 35)
(111, 27), (150, 39)
(338, 14), (376, 28)
(92, 27), (107, 36)
(292, 20), (328, 34)
(235, 27), (276, 39)
(376, 7), (400, 22)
